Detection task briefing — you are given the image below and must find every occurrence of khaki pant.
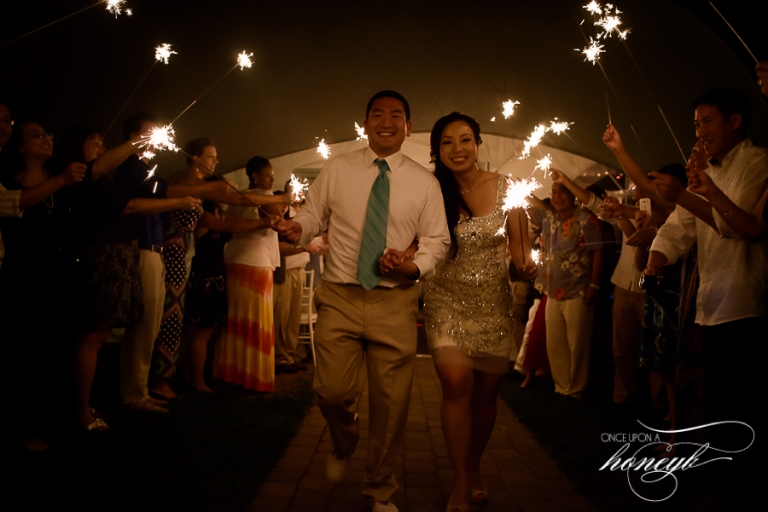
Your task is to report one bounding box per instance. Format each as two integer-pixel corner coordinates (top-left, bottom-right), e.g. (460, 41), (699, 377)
(546, 297), (593, 398)
(312, 281), (419, 502)
(611, 286), (645, 403)
(273, 268), (304, 365)
(120, 250), (165, 405)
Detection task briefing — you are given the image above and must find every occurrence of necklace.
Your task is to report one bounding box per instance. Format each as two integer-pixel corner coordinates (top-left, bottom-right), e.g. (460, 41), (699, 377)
(459, 172), (483, 195)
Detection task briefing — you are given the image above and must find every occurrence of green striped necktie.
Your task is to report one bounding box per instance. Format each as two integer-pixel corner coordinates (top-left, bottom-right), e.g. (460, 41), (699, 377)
(357, 158), (390, 290)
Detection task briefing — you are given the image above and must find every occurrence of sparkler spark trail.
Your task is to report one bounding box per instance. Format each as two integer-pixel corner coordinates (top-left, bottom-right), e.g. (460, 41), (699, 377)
(288, 174), (309, 202)
(502, 177), (542, 211)
(143, 164), (158, 183)
(355, 122), (367, 141)
(577, 37), (605, 65)
(154, 43), (177, 65)
(502, 100), (521, 119)
(106, 0), (127, 17)
(317, 139), (331, 160)
(237, 51), (254, 70)
(531, 249), (541, 265)
(141, 151), (156, 161)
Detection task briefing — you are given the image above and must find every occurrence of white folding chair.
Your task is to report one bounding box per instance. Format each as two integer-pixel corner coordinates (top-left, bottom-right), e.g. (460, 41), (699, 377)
(298, 269), (318, 365)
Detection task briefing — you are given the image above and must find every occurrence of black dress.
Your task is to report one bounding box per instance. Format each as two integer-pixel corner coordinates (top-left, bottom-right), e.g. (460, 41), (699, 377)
(185, 205), (232, 329)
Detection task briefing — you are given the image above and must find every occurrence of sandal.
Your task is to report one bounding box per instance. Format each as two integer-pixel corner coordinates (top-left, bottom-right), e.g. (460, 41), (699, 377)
(470, 487), (488, 505)
(84, 417), (110, 431)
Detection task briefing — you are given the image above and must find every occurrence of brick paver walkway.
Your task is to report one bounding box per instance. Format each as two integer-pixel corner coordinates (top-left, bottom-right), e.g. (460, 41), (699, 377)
(250, 357), (594, 512)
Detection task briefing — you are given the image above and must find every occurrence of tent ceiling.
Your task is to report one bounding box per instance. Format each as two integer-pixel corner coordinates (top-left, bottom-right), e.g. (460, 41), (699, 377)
(2, 0), (766, 179)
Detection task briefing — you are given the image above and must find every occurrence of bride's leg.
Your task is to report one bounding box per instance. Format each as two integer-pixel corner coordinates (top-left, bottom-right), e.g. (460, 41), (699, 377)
(434, 360), (474, 509)
(468, 369), (504, 495)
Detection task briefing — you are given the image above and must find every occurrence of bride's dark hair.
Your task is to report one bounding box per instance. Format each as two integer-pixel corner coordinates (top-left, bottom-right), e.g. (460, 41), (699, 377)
(429, 112), (482, 257)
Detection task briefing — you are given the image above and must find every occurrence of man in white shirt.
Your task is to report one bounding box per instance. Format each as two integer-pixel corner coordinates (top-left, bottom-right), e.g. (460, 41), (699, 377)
(646, 88), (767, 508)
(277, 91), (450, 512)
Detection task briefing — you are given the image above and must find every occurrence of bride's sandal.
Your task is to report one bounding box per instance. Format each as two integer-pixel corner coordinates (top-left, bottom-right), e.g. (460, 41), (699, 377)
(470, 487), (488, 505)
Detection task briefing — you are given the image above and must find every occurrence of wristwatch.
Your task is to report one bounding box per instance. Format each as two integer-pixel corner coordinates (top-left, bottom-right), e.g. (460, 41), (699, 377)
(407, 267), (421, 281)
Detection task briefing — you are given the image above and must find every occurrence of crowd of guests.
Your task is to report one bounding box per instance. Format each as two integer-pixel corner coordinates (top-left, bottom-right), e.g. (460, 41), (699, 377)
(0, 106), (327, 453)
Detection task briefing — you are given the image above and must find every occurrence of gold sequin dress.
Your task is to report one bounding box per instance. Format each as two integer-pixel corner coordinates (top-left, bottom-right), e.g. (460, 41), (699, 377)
(424, 176), (514, 372)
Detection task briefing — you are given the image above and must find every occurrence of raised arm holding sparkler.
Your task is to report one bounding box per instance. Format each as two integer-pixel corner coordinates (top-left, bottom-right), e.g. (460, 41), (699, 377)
(603, 123), (716, 228)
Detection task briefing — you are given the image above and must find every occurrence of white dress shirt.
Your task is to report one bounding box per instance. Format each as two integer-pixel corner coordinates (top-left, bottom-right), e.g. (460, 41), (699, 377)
(223, 188), (280, 270)
(294, 147), (450, 287)
(651, 139), (768, 325)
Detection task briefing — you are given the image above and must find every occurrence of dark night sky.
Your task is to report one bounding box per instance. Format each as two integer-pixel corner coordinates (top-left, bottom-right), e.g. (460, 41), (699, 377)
(1, 0), (766, 177)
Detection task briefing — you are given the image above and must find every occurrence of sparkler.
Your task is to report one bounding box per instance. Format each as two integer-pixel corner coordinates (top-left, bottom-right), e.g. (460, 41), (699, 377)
(502, 176), (542, 211)
(171, 50), (255, 124)
(141, 151), (156, 161)
(709, 2), (758, 64)
(595, 13), (622, 38)
(584, 1), (602, 15)
(317, 139), (331, 160)
(531, 249), (541, 265)
(355, 122), (368, 141)
(105, 43), (178, 135)
(1, 0), (129, 48)
(577, 37), (605, 65)
(154, 43), (177, 65)
(548, 119), (573, 135)
(502, 100), (521, 119)
(237, 51), (254, 70)
(502, 176), (542, 264)
(533, 154), (553, 178)
(288, 174), (309, 202)
(106, 0), (128, 17)
(134, 125), (179, 154)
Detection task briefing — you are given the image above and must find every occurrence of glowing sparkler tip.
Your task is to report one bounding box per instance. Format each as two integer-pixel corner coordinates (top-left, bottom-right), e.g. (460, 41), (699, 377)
(496, 226), (506, 237)
(288, 174), (310, 202)
(141, 151), (156, 161)
(579, 37), (605, 65)
(317, 139), (331, 160)
(136, 125), (179, 154)
(237, 51), (254, 70)
(548, 118), (574, 135)
(126, 8), (132, 17)
(154, 43), (177, 65)
(502, 99), (521, 119)
(531, 249), (541, 265)
(584, 1), (602, 15)
(490, 117), (496, 122)
(502, 176), (542, 211)
(354, 122), (367, 141)
(106, 0), (127, 17)
(533, 154), (554, 178)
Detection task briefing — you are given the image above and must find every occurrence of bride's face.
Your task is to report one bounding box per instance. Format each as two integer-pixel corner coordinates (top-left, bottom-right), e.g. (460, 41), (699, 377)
(439, 121), (479, 173)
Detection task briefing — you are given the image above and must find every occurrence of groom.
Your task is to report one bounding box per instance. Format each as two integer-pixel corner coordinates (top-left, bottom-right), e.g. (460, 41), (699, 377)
(277, 90), (449, 512)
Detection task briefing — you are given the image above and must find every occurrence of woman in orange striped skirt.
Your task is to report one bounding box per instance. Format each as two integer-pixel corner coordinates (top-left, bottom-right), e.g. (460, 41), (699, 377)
(214, 156), (283, 391)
